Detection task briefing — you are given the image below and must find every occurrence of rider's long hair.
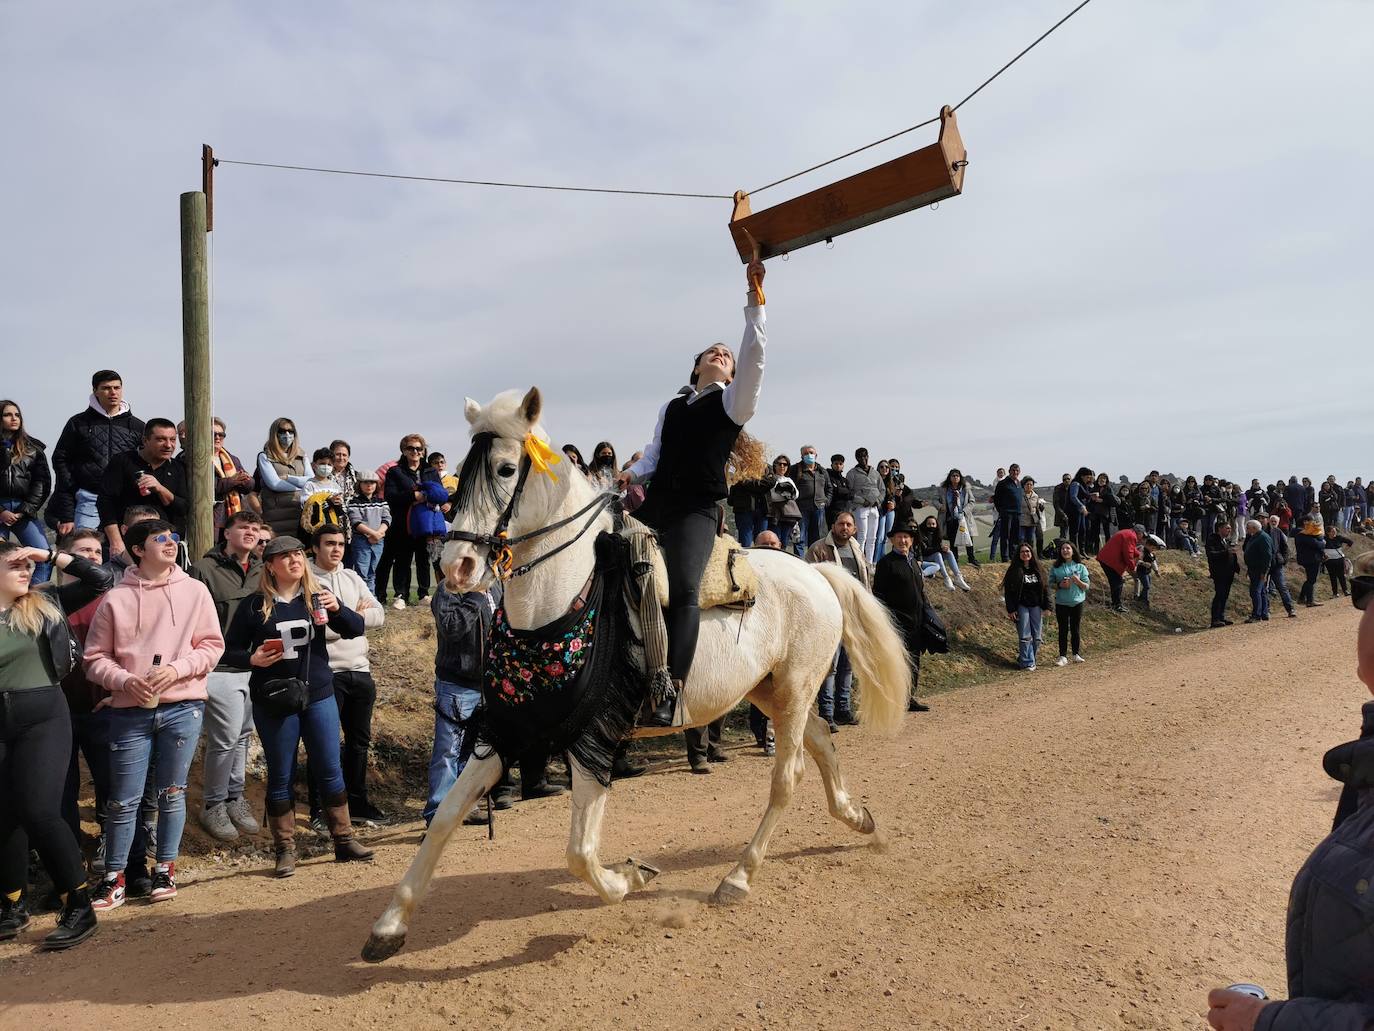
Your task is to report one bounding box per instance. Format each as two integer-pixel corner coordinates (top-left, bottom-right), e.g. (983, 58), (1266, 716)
(726, 430), (766, 485)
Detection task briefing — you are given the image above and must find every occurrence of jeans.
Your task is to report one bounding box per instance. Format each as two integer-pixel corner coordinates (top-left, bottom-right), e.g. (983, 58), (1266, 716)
(0, 500), (50, 583)
(1135, 570), (1152, 607)
(1055, 602), (1083, 657)
(1015, 606), (1043, 669)
(1211, 575), (1234, 624)
(1071, 511), (1089, 553)
(874, 508), (895, 560)
(424, 678), (482, 824)
(62, 708), (111, 840)
(1271, 564), (1294, 614)
(202, 671), (254, 806)
(769, 518), (799, 556)
(800, 508), (827, 551)
(924, 550), (963, 585)
(853, 506), (879, 563)
(350, 537), (383, 594)
(255, 694), (346, 804)
(1248, 572), (1270, 619)
(0, 686), (87, 895)
(105, 699), (204, 869)
(816, 646), (853, 720)
(74, 488), (100, 530)
(988, 516), (1003, 561)
(732, 509), (757, 548)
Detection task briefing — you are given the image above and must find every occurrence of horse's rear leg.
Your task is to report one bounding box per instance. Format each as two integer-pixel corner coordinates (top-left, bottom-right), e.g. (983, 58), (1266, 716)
(802, 712), (876, 835)
(362, 753), (502, 962)
(710, 694), (807, 906)
(567, 756), (660, 904)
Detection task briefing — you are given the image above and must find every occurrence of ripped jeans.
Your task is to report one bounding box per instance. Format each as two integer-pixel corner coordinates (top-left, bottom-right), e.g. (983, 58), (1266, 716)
(105, 700), (204, 869)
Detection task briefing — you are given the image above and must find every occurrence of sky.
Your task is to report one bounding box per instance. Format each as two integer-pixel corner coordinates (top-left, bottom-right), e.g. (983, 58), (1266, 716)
(3, 1), (1371, 488)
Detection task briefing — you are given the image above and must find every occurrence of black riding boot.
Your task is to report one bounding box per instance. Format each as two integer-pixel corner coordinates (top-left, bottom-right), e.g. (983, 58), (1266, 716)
(645, 601), (701, 727)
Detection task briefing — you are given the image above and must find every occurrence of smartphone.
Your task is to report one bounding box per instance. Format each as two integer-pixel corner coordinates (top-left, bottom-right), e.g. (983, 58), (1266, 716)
(262, 639), (285, 656)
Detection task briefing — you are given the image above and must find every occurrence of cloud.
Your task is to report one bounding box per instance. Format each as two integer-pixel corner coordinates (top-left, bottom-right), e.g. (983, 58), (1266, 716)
(2, 0), (1370, 485)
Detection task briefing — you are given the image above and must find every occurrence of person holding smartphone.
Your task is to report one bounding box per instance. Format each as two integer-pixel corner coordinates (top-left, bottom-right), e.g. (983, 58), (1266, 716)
(1048, 540), (1090, 666)
(83, 520), (224, 910)
(222, 535), (371, 878)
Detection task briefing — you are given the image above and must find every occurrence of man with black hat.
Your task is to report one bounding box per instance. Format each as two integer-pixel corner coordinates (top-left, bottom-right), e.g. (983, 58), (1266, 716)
(871, 521), (930, 712)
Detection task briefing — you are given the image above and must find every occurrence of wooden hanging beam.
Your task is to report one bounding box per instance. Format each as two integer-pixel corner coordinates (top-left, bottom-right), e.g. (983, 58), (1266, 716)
(728, 106), (966, 262)
(202, 144), (216, 232)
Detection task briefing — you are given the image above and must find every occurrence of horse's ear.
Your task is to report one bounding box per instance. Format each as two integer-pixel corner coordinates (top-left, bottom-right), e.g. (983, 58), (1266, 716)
(463, 397), (482, 425)
(520, 387), (542, 425)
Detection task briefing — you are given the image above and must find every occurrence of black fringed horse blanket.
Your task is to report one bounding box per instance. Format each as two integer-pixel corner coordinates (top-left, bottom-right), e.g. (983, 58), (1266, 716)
(476, 532), (644, 786)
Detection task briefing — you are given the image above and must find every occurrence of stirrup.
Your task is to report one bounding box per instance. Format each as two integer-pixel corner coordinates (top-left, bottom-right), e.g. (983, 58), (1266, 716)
(640, 683), (683, 728)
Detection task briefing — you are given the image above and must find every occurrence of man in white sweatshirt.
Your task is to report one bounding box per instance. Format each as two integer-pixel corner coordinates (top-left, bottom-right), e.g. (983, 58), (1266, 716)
(308, 526), (387, 824)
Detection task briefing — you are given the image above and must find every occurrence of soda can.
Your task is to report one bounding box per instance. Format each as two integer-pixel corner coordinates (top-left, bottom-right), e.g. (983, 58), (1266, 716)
(311, 592), (327, 626)
(1225, 983), (1268, 1000)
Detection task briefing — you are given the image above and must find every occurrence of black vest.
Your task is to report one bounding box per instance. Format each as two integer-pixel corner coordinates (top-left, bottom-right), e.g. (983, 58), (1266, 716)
(644, 390), (740, 508)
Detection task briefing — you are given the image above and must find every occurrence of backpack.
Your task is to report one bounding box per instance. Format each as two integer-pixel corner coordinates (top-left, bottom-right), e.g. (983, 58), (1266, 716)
(300, 491), (344, 535)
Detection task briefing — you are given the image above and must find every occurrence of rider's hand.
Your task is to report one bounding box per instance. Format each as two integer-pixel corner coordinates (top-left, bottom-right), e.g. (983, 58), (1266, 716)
(746, 258), (765, 289)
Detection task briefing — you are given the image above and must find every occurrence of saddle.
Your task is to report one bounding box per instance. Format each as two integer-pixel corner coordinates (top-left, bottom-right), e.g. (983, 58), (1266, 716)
(620, 516), (758, 610)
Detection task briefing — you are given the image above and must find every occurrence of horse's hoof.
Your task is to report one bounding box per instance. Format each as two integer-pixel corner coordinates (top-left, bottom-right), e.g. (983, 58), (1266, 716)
(858, 806), (877, 835)
(361, 932), (406, 963)
(709, 880), (750, 906)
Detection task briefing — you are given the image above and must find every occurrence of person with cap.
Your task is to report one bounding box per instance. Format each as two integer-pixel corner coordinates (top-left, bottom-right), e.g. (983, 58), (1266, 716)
(222, 534), (372, 878)
(871, 521), (930, 712)
(345, 468), (390, 595)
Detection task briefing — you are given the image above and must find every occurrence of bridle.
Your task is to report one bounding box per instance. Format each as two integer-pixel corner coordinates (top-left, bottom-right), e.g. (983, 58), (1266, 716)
(444, 442), (618, 582)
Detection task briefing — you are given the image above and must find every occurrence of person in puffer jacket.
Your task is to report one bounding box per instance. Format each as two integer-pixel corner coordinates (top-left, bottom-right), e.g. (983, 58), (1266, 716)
(49, 371), (145, 533)
(1206, 551), (1374, 1030)
(0, 400), (53, 583)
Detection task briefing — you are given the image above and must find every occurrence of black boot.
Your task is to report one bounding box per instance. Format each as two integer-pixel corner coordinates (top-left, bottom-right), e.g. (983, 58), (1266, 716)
(641, 679), (681, 728)
(0, 893), (31, 941)
(611, 745), (648, 779)
(41, 887), (97, 951)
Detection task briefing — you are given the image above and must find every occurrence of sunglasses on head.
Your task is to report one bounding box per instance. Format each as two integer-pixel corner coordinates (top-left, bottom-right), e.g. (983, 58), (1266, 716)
(1353, 576), (1373, 612)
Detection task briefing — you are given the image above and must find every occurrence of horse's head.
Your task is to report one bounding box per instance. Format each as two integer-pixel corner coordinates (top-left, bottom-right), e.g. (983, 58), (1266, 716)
(441, 386), (566, 593)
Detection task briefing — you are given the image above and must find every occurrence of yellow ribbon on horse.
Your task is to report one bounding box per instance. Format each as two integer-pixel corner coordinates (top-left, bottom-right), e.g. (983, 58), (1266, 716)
(523, 433), (562, 482)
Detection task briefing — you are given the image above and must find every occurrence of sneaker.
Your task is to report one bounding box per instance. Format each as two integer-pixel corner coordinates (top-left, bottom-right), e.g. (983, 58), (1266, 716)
(391, 598), (406, 611)
(90, 874), (125, 913)
(348, 798), (392, 826)
(308, 810), (328, 835)
(149, 863), (177, 903)
(1287, 611), (1297, 618)
(125, 867), (153, 899)
(945, 581), (957, 591)
(958, 579), (972, 592)
(1073, 654), (1085, 663)
(225, 797), (261, 835)
(90, 833), (107, 878)
(200, 802), (239, 842)
(1055, 656), (1069, 667)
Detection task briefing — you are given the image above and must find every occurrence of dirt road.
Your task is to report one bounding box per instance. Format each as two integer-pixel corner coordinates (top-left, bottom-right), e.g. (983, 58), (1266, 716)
(2, 606), (1364, 1030)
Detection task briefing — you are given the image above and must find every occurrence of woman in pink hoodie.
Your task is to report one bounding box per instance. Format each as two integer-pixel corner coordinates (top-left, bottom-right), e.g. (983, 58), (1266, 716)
(83, 519), (224, 910)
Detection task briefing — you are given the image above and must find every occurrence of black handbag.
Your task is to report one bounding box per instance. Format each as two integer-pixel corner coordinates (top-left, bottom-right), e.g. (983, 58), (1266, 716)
(258, 634), (311, 718)
(920, 602), (949, 655)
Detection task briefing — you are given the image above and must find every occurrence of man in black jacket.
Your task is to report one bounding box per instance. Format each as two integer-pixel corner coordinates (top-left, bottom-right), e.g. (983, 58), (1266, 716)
(992, 463), (1024, 563)
(1205, 522), (1241, 628)
(50, 370), (145, 535)
(793, 444), (831, 550)
(1265, 515), (1296, 619)
(871, 522), (929, 712)
(824, 454), (851, 529)
(97, 418), (187, 558)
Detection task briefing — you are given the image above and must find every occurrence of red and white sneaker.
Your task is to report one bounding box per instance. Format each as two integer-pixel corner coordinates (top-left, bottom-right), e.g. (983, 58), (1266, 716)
(91, 873), (125, 912)
(148, 863), (177, 903)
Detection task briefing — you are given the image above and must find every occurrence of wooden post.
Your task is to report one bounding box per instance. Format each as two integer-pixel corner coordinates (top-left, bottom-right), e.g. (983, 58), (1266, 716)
(180, 191), (214, 559)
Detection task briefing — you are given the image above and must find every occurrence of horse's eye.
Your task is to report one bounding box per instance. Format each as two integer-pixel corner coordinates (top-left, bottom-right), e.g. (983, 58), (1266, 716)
(497, 464), (517, 478)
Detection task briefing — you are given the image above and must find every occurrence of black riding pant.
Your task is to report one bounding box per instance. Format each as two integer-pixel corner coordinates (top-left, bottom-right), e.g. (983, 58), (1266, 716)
(655, 504), (719, 684)
(0, 687), (88, 896)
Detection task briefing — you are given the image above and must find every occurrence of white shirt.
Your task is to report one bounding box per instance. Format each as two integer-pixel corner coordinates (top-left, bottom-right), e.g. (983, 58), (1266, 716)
(629, 304), (766, 482)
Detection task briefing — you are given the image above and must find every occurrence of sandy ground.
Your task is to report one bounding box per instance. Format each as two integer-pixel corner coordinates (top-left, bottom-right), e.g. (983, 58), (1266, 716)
(1, 604), (1365, 1030)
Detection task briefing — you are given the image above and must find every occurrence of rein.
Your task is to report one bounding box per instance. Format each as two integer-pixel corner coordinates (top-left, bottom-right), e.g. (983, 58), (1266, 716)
(445, 450), (619, 582)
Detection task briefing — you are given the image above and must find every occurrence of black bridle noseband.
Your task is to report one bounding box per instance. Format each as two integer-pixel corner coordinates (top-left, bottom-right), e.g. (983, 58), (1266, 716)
(444, 446), (618, 582)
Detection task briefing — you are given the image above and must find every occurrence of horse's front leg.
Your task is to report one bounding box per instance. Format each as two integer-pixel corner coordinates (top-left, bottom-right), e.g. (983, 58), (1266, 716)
(567, 755), (659, 903)
(362, 753), (503, 962)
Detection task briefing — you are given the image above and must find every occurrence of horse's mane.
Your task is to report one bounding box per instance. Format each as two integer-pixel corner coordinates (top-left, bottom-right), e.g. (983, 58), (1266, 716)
(454, 431), (507, 515)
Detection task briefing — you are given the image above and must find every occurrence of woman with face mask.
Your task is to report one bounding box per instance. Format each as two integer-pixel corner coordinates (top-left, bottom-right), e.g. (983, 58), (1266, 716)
(257, 417), (308, 539)
(587, 441), (619, 492)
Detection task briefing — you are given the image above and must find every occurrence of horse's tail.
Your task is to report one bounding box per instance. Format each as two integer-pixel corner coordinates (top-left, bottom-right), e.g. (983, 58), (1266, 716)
(810, 563), (912, 736)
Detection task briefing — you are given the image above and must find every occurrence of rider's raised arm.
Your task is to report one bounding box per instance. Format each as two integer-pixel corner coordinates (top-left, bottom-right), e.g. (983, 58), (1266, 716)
(722, 301), (766, 427)
(627, 398), (672, 482)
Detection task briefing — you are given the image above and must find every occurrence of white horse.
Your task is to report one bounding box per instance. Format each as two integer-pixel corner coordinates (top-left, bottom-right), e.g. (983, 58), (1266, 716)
(363, 387), (912, 961)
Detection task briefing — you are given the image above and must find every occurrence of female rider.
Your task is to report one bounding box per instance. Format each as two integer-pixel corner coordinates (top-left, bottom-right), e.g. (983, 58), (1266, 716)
(618, 259), (766, 726)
